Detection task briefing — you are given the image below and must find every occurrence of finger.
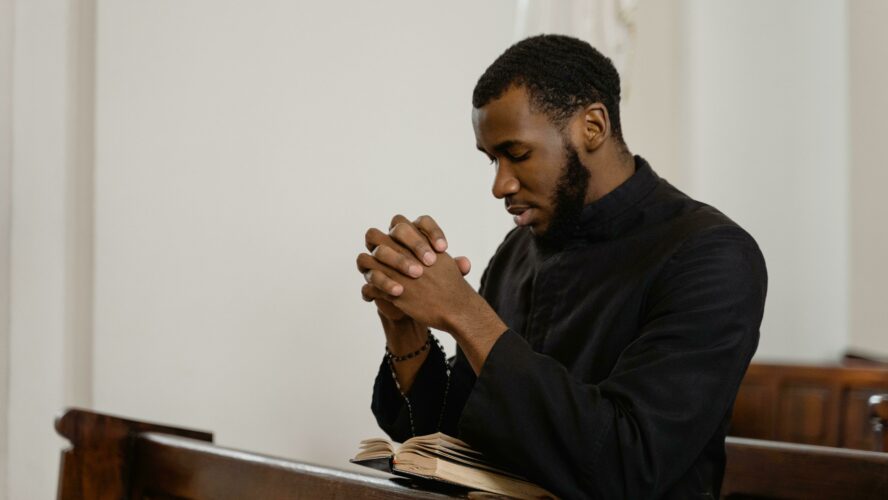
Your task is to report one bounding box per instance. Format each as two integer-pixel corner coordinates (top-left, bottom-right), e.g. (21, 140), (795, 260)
(363, 269), (404, 296)
(389, 214), (410, 230)
(361, 284), (375, 302)
(358, 252), (410, 283)
(356, 252), (376, 274)
(390, 221), (437, 266)
(364, 227), (387, 252)
(414, 215), (448, 252)
(372, 243), (423, 278)
(454, 256), (472, 276)
(361, 283), (389, 302)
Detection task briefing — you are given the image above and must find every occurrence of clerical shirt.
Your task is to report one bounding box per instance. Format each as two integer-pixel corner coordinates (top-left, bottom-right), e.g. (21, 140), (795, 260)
(371, 157), (768, 499)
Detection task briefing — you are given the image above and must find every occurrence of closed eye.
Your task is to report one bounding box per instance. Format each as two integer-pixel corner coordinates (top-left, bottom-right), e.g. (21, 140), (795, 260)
(506, 151), (530, 162)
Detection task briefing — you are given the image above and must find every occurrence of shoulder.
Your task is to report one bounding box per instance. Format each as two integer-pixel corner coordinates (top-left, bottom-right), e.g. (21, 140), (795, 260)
(650, 212), (768, 305)
(649, 179), (763, 261)
(638, 179), (767, 292)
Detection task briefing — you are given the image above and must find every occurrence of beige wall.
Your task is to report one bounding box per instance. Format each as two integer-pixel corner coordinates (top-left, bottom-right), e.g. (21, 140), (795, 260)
(0, 0), (13, 495)
(91, 0), (518, 476)
(621, 1), (683, 186)
(5, 0), (95, 498)
(8, 0), (72, 496)
(4, 1), (888, 497)
(680, 0), (850, 361)
(849, 0), (888, 357)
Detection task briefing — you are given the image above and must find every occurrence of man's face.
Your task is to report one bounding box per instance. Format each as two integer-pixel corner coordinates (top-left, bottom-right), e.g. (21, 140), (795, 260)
(472, 86), (590, 246)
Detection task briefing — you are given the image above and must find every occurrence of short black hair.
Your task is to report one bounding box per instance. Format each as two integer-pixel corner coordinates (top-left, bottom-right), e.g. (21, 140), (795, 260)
(472, 34), (624, 140)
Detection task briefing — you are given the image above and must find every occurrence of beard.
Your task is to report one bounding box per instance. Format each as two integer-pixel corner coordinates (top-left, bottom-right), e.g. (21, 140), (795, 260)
(533, 145), (591, 252)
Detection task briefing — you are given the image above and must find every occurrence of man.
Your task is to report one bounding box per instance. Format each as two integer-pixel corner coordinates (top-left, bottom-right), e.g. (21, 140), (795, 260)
(356, 35), (766, 498)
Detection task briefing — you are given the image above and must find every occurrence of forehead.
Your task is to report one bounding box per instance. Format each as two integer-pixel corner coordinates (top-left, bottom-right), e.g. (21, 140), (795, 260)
(472, 86), (562, 149)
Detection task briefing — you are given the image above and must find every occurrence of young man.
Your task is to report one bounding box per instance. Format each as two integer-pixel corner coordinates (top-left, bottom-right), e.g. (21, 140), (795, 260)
(356, 35), (767, 498)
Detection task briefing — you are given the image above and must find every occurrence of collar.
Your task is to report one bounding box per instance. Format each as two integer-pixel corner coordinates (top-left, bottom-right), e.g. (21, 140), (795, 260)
(572, 155), (660, 242)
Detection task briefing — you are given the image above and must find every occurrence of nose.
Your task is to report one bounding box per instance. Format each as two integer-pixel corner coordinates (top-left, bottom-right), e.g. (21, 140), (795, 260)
(491, 162), (520, 199)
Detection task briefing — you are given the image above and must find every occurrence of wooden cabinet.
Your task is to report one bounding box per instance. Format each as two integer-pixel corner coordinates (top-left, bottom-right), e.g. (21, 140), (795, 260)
(731, 363), (888, 450)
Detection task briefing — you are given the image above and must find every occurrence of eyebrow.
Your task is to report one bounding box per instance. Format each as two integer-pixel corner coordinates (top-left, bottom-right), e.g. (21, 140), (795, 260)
(476, 140), (528, 155)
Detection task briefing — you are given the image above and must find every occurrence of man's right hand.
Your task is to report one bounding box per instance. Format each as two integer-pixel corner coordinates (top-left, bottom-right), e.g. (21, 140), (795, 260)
(356, 215), (471, 346)
(358, 215), (471, 314)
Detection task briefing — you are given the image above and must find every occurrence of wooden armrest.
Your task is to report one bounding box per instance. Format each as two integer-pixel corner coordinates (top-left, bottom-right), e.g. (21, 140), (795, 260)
(56, 407), (213, 499)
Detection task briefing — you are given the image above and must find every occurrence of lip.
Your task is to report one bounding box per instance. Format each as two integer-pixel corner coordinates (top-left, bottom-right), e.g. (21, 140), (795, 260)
(506, 205), (534, 226)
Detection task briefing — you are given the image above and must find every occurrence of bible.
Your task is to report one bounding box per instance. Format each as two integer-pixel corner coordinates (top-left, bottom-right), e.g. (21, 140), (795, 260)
(349, 432), (556, 499)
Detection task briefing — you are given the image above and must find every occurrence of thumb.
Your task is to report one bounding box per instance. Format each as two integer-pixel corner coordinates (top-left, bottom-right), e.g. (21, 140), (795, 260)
(455, 256), (472, 276)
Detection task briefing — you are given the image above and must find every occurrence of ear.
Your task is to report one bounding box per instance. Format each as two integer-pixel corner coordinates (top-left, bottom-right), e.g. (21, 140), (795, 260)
(573, 103), (609, 152)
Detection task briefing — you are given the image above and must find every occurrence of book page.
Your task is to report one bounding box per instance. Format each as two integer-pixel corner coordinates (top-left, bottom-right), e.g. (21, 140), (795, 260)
(353, 438), (395, 461)
(393, 451), (555, 499)
(399, 433), (523, 479)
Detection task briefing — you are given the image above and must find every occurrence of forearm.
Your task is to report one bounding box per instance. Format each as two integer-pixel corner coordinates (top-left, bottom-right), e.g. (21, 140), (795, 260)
(443, 292), (508, 375)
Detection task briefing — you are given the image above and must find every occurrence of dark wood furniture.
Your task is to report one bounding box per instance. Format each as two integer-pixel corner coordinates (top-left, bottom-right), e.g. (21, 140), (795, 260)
(731, 363), (888, 450)
(872, 394), (888, 452)
(57, 408), (888, 499)
(721, 437), (888, 499)
(56, 408), (454, 499)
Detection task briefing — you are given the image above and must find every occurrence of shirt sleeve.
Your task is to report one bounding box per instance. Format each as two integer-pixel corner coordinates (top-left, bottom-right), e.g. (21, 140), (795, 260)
(457, 226), (767, 498)
(370, 250), (506, 443)
(371, 337), (478, 442)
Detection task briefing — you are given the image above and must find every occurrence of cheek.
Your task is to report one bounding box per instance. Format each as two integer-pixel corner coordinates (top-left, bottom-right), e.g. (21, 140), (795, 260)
(521, 162), (556, 192)
(529, 170), (562, 202)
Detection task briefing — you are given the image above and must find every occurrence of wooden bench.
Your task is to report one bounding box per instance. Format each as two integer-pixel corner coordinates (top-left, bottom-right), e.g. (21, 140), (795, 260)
(731, 362), (888, 450)
(721, 437), (888, 499)
(57, 408), (888, 499)
(55, 408), (454, 499)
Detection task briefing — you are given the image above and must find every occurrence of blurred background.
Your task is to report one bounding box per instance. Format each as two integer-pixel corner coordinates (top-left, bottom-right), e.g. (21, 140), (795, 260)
(1, 0), (886, 498)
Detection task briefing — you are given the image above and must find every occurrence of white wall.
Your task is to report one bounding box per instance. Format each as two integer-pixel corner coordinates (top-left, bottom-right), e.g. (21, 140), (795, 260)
(680, 0), (849, 361)
(849, 0), (888, 357)
(5, 0), (886, 497)
(0, 0), (13, 495)
(92, 0), (518, 471)
(621, 1), (683, 186)
(6, 0), (95, 498)
(8, 0), (73, 497)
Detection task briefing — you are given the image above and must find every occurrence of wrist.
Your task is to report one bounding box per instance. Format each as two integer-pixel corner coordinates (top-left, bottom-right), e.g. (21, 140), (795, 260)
(382, 316), (429, 354)
(445, 292), (507, 343)
(386, 329), (431, 359)
(445, 294), (506, 375)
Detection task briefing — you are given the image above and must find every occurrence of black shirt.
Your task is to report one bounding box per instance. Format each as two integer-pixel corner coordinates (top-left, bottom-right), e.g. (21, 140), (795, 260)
(372, 157), (768, 499)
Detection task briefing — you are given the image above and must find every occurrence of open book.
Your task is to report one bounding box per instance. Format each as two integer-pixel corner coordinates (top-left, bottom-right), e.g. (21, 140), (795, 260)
(350, 432), (556, 499)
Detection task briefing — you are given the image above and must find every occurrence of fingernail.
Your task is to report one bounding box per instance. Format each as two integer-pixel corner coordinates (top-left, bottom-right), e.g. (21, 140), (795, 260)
(391, 284), (403, 296)
(408, 264), (423, 277)
(423, 252), (436, 265)
(436, 238), (447, 251)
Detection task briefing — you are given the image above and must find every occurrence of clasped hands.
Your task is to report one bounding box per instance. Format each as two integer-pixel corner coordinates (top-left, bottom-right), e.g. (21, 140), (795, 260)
(357, 214), (475, 334)
(358, 214), (508, 374)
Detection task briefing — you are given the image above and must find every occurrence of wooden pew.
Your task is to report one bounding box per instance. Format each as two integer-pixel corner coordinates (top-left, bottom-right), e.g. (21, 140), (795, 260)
(731, 363), (888, 450)
(56, 408), (455, 499)
(872, 394), (888, 452)
(721, 437), (888, 499)
(57, 408), (888, 499)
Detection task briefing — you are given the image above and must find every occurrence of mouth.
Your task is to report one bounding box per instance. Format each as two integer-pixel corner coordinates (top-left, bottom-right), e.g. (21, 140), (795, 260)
(506, 205), (535, 227)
